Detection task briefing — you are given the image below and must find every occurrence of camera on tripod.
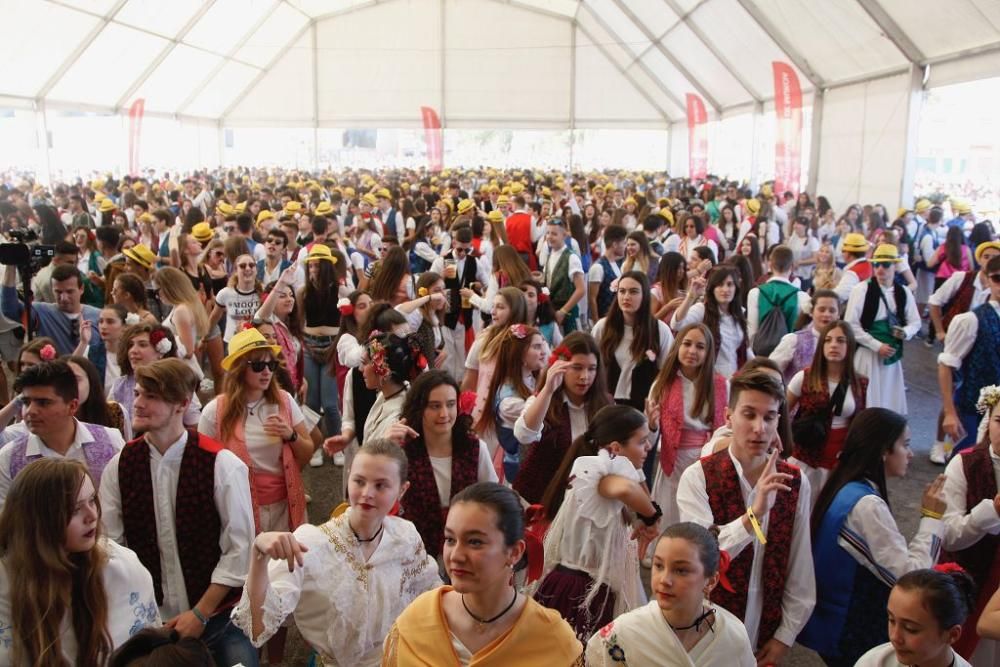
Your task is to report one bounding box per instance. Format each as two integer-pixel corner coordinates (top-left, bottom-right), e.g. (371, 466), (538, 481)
(0, 229), (55, 274)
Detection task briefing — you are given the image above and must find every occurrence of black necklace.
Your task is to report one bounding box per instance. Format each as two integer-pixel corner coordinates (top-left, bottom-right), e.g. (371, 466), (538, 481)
(669, 607), (716, 633)
(352, 522), (383, 543)
(247, 396), (266, 415)
(462, 589), (517, 629)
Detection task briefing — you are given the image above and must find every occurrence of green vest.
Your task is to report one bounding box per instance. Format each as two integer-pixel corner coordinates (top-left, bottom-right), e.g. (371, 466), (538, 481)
(548, 248), (576, 308)
(758, 280), (799, 332)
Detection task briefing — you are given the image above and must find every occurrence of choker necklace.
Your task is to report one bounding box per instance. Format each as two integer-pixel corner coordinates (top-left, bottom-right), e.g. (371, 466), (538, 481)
(352, 522), (384, 543)
(462, 589), (517, 630)
(247, 397), (266, 415)
(669, 607), (716, 633)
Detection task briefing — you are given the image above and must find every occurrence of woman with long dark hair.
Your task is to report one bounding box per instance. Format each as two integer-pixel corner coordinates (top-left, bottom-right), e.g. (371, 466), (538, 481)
(66, 354), (131, 440)
(650, 251), (688, 323)
(671, 265), (752, 377)
(0, 459), (158, 665)
(622, 231), (658, 281)
(800, 408), (948, 665)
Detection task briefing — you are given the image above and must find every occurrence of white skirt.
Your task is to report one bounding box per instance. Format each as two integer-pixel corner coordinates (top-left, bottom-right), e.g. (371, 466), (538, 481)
(854, 347), (907, 415)
(651, 446), (703, 528)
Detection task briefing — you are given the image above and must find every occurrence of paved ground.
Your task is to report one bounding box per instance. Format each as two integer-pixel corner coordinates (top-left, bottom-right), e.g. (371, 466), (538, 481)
(280, 336), (948, 665)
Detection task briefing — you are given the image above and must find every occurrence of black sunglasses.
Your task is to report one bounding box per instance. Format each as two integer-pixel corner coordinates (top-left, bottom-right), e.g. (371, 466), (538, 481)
(989, 273), (1000, 284)
(247, 359), (278, 372)
(873, 261), (894, 269)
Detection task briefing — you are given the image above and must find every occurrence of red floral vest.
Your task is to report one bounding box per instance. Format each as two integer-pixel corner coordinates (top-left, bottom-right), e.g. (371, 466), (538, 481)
(513, 400), (574, 506)
(119, 430), (238, 612)
(701, 449), (801, 648)
(658, 373), (727, 476)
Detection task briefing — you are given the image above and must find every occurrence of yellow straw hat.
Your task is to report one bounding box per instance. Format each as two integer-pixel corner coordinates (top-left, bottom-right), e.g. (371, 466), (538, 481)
(190, 222), (213, 243)
(744, 198), (761, 216)
(304, 244), (338, 264)
(486, 209), (504, 223)
(841, 233), (869, 253)
(256, 210), (275, 227)
(871, 243), (903, 263)
(314, 201), (334, 217)
(975, 241), (1000, 264)
(221, 328), (282, 371)
(122, 244), (156, 270)
(457, 199), (475, 215)
(98, 198), (117, 213)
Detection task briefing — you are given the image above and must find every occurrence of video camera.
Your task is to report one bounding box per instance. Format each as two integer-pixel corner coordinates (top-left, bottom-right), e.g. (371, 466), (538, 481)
(0, 229), (55, 274)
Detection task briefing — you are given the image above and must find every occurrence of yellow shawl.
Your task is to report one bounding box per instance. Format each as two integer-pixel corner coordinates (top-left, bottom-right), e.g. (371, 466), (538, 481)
(382, 585), (583, 666)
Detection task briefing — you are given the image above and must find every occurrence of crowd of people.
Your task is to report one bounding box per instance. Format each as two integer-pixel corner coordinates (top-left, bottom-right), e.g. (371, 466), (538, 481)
(0, 167), (999, 666)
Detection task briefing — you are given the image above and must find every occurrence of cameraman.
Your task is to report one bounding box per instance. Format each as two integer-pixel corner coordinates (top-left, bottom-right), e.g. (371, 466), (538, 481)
(2, 263), (104, 360)
(31, 241), (79, 304)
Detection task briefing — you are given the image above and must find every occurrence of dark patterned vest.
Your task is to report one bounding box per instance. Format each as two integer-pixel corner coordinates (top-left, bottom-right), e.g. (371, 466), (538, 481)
(513, 400), (574, 506)
(956, 303), (1000, 415)
(701, 450), (801, 649)
(547, 249), (575, 310)
(119, 430), (235, 610)
(791, 372), (867, 468)
(943, 271), (978, 332)
(605, 323), (660, 410)
(401, 434), (480, 557)
(595, 256), (621, 319)
(444, 252), (476, 330)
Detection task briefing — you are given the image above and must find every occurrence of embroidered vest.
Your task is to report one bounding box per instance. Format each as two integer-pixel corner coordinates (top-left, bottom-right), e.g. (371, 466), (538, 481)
(792, 372), (868, 468)
(401, 434), (480, 557)
(119, 431), (237, 610)
(657, 373), (727, 476)
(605, 325), (661, 410)
(799, 481), (888, 660)
(444, 252), (476, 330)
(513, 401), (574, 506)
(943, 271), (978, 332)
(8, 422), (117, 485)
(956, 304), (1000, 415)
(213, 393), (306, 533)
(701, 450), (801, 649)
(547, 249), (575, 309)
(595, 256), (621, 319)
(784, 328), (818, 385)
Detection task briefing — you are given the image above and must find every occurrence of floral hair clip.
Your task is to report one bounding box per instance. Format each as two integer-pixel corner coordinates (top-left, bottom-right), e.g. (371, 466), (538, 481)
(39, 344), (57, 362)
(367, 335), (390, 378)
(933, 562), (966, 575)
(417, 287), (429, 297)
(124, 312), (140, 326)
(241, 321), (255, 331)
(149, 329), (173, 355)
(338, 297), (354, 316)
(510, 323), (529, 339)
(367, 329), (383, 341)
(977, 385), (1000, 415)
(538, 286), (550, 304)
(547, 344), (572, 367)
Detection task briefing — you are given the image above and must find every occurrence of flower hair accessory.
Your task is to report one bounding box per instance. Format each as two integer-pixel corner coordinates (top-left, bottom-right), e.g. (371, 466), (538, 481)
(367, 335), (390, 378)
(933, 562), (966, 575)
(547, 344), (572, 367)
(417, 287), (429, 297)
(976, 385), (1000, 415)
(337, 297), (354, 316)
(149, 329), (173, 355)
(125, 312), (140, 326)
(39, 344), (57, 361)
(538, 286), (550, 304)
(717, 549), (735, 593)
(241, 321), (255, 331)
(510, 323), (529, 339)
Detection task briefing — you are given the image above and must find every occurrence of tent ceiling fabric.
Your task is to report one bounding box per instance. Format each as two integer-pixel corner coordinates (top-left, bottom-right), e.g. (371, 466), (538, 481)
(2, 0), (998, 127)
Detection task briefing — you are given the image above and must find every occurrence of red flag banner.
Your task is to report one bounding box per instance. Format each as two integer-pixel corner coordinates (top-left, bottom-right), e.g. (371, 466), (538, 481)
(685, 93), (708, 180)
(127, 98), (145, 177)
(772, 61), (802, 196)
(420, 106), (443, 172)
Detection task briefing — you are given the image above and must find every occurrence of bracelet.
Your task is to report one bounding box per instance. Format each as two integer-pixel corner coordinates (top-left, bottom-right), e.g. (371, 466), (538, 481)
(746, 507), (768, 545)
(921, 508), (943, 520)
(637, 501), (663, 527)
(190, 607), (209, 626)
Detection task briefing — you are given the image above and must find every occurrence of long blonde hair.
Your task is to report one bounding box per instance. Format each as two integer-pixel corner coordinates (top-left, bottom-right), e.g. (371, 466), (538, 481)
(154, 266), (210, 338)
(0, 459), (111, 666)
(219, 348), (282, 443)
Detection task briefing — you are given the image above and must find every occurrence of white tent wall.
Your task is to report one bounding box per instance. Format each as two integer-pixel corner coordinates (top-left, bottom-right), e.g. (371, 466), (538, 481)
(815, 72), (914, 213)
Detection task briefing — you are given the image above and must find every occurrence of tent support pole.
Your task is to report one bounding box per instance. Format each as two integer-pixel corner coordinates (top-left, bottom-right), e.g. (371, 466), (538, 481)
(749, 101), (763, 191)
(899, 64), (925, 207)
(806, 89), (824, 195)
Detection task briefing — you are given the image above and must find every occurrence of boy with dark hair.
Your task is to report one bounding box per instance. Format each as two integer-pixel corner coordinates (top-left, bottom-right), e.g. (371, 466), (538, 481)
(588, 224), (627, 323)
(747, 244), (811, 344)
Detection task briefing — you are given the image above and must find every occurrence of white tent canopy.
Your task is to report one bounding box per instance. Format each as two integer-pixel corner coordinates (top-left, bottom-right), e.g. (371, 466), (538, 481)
(3, 0), (1000, 207)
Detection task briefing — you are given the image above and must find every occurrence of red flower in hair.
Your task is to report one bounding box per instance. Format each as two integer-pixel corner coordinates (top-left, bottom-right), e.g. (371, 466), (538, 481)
(547, 344), (571, 367)
(933, 562), (966, 575)
(39, 344), (57, 362)
(537, 286), (550, 304)
(241, 321), (255, 331)
(718, 550), (735, 593)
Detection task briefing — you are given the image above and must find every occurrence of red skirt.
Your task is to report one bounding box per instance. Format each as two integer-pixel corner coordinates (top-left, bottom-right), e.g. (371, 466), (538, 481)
(534, 564), (615, 642)
(794, 426), (849, 470)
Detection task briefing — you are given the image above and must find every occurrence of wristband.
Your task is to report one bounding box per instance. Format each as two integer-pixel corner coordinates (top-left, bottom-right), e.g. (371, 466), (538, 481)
(746, 506), (767, 544)
(191, 607), (209, 626)
(284, 430), (298, 443)
(921, 508), (943, 520)
(637, 501), (662, 527)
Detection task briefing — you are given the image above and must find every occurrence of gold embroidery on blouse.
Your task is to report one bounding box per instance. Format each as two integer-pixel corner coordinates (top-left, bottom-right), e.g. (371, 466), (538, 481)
(320, 519), (368, 588)
(398, 547), (429, 597)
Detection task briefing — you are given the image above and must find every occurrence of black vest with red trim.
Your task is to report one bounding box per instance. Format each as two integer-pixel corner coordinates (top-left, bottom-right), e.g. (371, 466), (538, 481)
(701, 449), (801, 649)
(119, 430), (237, 611)
(512, 400), (574, 506)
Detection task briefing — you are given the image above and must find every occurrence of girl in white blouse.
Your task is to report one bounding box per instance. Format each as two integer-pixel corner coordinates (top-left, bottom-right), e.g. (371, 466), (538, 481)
(0, 459), (159, 666)
(671, 265), (752, 378)
(233, 439), (440, 667)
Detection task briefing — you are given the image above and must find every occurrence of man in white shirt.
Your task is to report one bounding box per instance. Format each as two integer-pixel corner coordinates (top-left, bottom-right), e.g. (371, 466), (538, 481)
(540, 219), (586, 333)
(677, 369), (815, 665)
(100, 358), (257, 667)
(0, 359), (124, 506)
(746, 245), (811, 344)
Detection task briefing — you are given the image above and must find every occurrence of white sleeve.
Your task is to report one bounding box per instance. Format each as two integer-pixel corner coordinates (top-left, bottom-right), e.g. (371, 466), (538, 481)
(588, 262), (604, 284)
(98, 452), (125, 544)
(787, 370), (805, 398)
(747, 287), (761, 341)
(568, 253), (584, 280)
(839, 494), (943, 586)
(0, 445), (13, 509)
(657, 320), (673, 363)
(929, 272), (964, 307)
(938, 312), (978, 369)
(513, 394), (544, 444)
(465, 337), (483, 370)
(337, 333), (365, 368)
(834, 270), (859, 303)
(941, 455), (1000, 551)
(670, 301), (705, 332)
(284, 392), (305, 426)
(797, 290), (812, 316)
(774, 473), (815, 646)
(470, 274), (498, 314)
(902, 289), (921, 339)
(211, 451), (255, 588)
(429, 257), (445, 275)
(769, 333), (798, 372)
(676, 461), (755, 559)
(414, 241), (438, 263)
(477, 441), (499, 482)
(341, 371), (356, 436)
(198, 398), (220, 439)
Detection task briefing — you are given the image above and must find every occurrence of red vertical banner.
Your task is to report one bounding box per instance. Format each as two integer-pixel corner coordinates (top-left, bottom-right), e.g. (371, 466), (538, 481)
(127, 98), (145, 177)
(772, 61), (802, 196)
(420, 106), (443, 172)
(685, 93), (708, 180)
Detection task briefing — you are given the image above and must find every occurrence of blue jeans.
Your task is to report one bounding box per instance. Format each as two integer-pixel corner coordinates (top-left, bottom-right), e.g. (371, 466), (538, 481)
(304, 351), (341, 438)
(203, 612), (258, 667)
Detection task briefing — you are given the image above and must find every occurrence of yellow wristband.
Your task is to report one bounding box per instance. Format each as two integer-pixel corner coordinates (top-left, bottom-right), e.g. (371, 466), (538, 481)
(921, 508), (943, 520)
(746, 507), (767, 545)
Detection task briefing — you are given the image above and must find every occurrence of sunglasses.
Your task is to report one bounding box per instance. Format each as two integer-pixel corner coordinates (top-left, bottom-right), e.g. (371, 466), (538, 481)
(989, 273), (1000, 284)
(247, 359), (278, 373)
(237, 263), (255, 269)
(873, 261), (894, 269)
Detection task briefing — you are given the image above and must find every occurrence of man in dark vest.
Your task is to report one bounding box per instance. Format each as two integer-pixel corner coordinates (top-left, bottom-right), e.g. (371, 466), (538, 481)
(541, 218), (586, 334)
(99, 358), (257, 667)
(677, 369), (815, 664)
(939, 254), (1000, 457)
(587, 224), (627, 324)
